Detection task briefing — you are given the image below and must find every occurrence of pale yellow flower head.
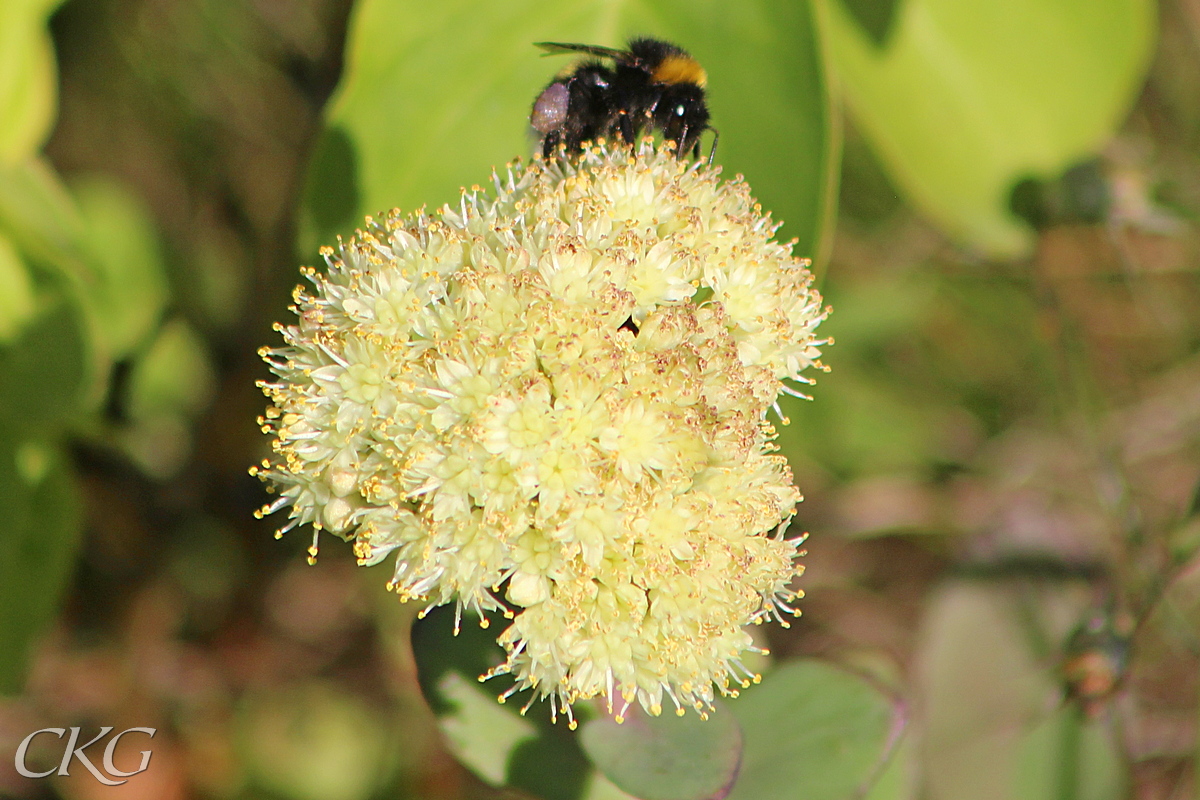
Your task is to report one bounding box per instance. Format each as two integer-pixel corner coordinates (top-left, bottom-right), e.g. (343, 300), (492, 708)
(254, 140), (828, 726)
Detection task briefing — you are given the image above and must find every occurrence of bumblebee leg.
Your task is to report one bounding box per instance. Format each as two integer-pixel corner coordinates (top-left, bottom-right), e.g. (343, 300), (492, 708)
(617, 112), (636, 147)
(706, 127), (719, 166)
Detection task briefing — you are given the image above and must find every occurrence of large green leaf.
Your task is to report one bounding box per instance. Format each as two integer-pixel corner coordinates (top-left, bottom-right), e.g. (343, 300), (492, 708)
(0, 427), (83, 695)
(305, 0), (837, 264)
(862, 732), (917, 800)
(0, 296), (91, 432)
(0, 0), (62, 164)
(0, 232), (36, 343)
(824, 0), (1155, 257)
(638, 0), (839, 263)
(0, 163), (116, 414)
(0, 158), (88, 278)
(411, 604), (593, 800)
(726, 660), (897, 800)
(580, 703), (743, 800)
(72, 175), (170, 360)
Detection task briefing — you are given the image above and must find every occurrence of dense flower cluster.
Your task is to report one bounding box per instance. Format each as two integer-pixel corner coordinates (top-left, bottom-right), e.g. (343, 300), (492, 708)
(254, 140), (828, 725)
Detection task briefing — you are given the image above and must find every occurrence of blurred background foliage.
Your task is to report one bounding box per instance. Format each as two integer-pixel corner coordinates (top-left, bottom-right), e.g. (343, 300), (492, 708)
(0, 0), (1198, 797)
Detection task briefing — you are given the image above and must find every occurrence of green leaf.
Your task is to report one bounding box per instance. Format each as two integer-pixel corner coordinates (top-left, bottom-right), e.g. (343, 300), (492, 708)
(774, 272), (948, 476)
(824, 0), (1156, 256)
(862, 731), (917, 800)
(0, 162), (119, 414)
(309, 0), (837, 264)
(580, 704), (743, 800)
(0, 13), (57, 163)
(650, 0), (839, 263)
(916, 582), (1061, 800)
(0, 0), (67, 21)
(236, 680), (398, 800)
(434, 669), (541, 787)
(411, 604), (512, 717)
(72, 175), (170, 360)
(126, 318), (215, 422)
(0, 0), (64, 162)
(0, 296), (91, 432)
(506, 713), (595, 800)
(0, 428), (83, 695)
(119, 318), (215, 478)
(411, 604), (593, 800)
(1014, 706), (1125, 800)
(0, 232), (36, 343)
(297, 125), (361, 257)
(836, 0), (902, 49)
(726, 660), (896, 800)
(404, 602), (542, 789)
(0, 157), (88, 277)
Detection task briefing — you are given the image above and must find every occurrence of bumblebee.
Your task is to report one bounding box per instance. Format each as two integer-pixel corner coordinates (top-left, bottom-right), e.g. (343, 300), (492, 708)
(530, 37), (716, 161)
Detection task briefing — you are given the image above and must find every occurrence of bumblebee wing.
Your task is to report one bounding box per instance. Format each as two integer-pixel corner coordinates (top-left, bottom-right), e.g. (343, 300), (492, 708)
(534, 42), (635, 64)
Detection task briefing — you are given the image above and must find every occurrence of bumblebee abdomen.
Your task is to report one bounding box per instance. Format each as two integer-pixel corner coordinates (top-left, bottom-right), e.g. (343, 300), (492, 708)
(531, 82), (570, 134)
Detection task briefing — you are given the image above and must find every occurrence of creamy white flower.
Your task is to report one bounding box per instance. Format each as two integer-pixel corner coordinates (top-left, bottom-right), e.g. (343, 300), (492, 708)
(254, 140), (828, 726)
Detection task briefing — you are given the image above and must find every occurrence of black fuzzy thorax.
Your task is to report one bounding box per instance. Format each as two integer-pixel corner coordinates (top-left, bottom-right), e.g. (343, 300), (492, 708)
(531, 37), (712, 159)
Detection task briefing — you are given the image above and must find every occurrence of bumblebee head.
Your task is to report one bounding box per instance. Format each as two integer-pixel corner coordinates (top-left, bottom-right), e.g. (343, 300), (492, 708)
(653, 82), (710, 153)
